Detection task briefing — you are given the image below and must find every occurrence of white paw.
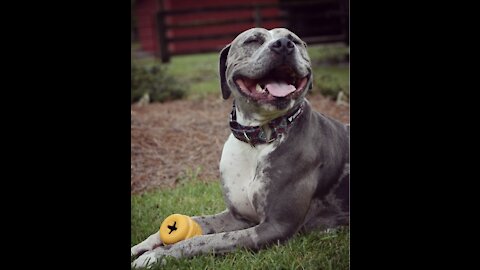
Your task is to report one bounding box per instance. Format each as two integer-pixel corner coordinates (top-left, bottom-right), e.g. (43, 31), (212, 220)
(132, 252), (158, 268)
(131, 244), (146, 257)
(132, 232), (163, 257)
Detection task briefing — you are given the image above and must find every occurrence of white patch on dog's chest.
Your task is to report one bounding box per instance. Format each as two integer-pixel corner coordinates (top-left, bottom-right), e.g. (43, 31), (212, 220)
(220, 135), (276, 222)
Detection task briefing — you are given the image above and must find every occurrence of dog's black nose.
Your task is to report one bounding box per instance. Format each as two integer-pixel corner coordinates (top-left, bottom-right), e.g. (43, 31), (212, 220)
(269, 38), (294, 55)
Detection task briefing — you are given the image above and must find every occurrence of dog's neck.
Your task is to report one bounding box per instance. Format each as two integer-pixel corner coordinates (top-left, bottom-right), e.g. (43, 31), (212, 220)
(233, 100), (295, 126)
(235, 108), (275, 127)
(229, 100), (305, 146)
(234, 108), (275, 141)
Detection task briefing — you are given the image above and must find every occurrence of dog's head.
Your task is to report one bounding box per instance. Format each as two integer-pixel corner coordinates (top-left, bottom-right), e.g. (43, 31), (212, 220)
(219, 28), (312, 117)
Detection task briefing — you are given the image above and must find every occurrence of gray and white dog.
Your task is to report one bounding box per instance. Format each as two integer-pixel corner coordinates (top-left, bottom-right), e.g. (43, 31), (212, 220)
(131, 28), (349, 268)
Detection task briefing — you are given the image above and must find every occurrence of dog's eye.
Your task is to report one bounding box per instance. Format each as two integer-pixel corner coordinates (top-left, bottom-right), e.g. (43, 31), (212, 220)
(244, 37), (263, 45)
(292, 39), (307, 48)
(291, 38), (302, 45)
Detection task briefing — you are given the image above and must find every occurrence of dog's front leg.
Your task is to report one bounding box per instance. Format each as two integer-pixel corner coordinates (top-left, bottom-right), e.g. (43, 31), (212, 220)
(192, 209), (256, 234)
(132, 211), (256, 268)
(131, 209), (254, 257)
(132, 220), (298, 268)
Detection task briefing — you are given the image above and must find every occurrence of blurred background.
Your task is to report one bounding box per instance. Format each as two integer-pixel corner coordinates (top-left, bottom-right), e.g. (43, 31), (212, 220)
(131, 0), (350, 193)
(131, 0), (348, 62)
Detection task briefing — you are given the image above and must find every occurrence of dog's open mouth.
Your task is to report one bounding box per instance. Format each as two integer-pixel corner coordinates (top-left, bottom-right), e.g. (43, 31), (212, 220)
(234, 65), (309, 101)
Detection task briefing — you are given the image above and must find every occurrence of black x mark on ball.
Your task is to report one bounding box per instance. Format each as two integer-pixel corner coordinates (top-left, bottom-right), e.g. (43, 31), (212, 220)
(167, 221), (177, 234)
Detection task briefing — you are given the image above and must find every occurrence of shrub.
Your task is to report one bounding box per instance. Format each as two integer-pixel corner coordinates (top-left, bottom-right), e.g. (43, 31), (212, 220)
(307, 44), (349, 102)
(131, 61), (187, 103)
(315, 73), (349, 101)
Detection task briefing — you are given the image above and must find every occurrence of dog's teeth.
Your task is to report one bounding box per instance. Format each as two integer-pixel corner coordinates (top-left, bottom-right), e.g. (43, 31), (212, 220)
(256, 84), (265, 93)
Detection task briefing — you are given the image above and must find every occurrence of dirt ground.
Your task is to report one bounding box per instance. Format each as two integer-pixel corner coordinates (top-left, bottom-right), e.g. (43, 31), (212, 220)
(131, 94), (349, 194)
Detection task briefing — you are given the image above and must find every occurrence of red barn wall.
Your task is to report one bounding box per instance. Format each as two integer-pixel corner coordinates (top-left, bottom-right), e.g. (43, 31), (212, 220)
(135, 0), (161, 54)
(135, 0), (281, 56)
(163, 0), (281, 54)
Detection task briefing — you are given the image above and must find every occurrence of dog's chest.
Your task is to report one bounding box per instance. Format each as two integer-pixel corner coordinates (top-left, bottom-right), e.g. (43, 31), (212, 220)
(219, 135), (276, 222)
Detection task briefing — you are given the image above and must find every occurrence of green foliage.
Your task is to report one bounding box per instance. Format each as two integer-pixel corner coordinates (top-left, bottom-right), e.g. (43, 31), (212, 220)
(308, 43), (350, 101)
(131, 61), (188, 103)
(165, 53), (220, 99)
(311, 66), (349, 101)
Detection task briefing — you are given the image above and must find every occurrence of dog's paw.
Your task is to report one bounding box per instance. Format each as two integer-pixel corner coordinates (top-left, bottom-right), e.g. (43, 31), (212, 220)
(132, 247), (171, 269)
(131, 245), (147, 257)
(131, 232), (163, 257)
(132, 252), (164, 269)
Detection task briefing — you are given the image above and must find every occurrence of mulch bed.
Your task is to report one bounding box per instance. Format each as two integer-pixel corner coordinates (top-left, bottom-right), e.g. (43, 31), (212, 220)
(131, 94), (349, 194)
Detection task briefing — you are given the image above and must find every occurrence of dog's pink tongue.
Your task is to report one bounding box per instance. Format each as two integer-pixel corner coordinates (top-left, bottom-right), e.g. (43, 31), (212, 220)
(266, 82), (296, 97)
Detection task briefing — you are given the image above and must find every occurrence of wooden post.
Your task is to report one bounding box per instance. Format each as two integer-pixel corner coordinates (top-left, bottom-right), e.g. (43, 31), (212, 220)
(156, 11), (170, 63)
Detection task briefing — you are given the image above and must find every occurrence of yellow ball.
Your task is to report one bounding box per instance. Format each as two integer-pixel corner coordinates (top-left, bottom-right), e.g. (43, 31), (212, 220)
(159, 214), (203, 245)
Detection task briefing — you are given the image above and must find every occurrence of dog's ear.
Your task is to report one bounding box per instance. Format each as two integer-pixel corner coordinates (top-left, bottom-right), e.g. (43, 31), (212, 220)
(219, 44), (231, 99)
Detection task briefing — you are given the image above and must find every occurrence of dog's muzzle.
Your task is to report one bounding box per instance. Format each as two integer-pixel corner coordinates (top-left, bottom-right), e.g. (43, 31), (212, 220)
(234, 65), (309, 103)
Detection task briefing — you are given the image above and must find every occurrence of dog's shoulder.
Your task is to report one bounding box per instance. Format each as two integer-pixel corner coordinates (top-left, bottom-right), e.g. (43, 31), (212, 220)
(292, 101), (349, 162)
(298, 101), (349, 141)
(313, 110), (347, 132)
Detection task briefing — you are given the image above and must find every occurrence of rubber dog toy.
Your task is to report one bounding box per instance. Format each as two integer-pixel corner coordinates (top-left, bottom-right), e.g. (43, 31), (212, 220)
(159, 214), (203, 245)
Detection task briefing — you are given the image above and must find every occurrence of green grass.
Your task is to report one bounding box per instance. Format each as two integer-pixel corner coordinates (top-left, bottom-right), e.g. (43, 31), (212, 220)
(131, 179), (350, 269)
(165, 53), (219, 99)
(132, 43), (349, 101)
(307, 43), (349, 66)
(131, 180), (225, 244)
(312, 65), (349, 100)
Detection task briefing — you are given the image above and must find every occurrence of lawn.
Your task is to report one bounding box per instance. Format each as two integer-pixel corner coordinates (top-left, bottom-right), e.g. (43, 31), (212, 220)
(131, 180), (350, 270)
(166, 53), (219, 99)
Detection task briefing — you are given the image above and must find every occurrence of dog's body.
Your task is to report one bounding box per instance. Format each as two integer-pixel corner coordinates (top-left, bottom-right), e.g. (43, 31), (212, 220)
(131, 28), (349, 268)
